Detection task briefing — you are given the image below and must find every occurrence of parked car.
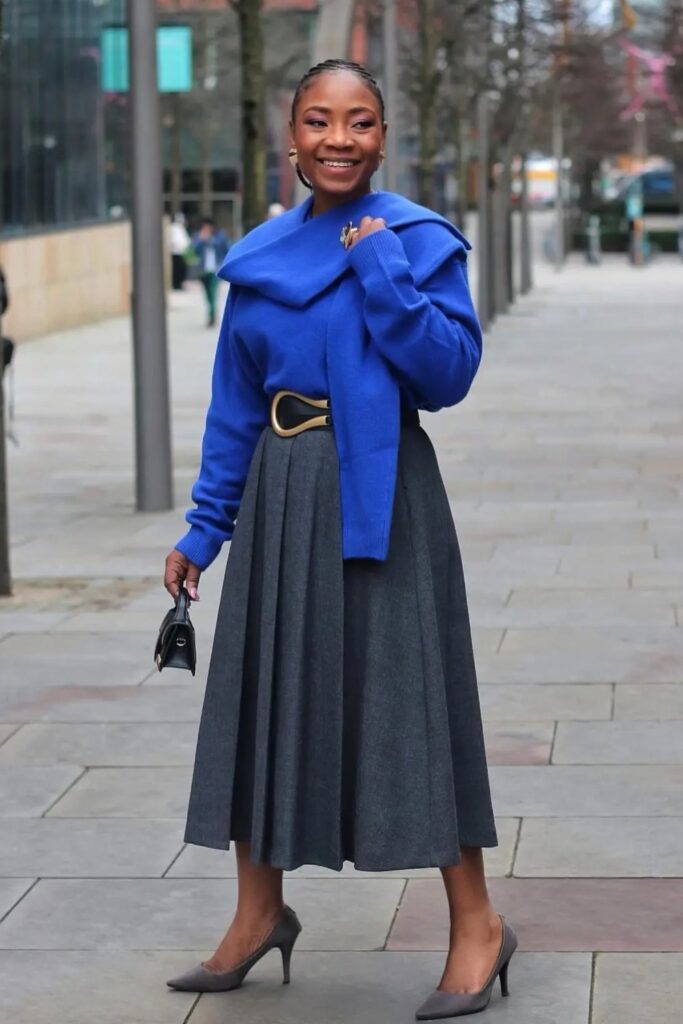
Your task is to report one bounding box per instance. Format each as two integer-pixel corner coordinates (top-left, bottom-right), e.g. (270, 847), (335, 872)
(573, 167), (681, 253)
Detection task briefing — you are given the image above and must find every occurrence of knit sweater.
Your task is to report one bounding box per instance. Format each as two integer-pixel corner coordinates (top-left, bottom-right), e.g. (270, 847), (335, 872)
(175, 189), (482, 570)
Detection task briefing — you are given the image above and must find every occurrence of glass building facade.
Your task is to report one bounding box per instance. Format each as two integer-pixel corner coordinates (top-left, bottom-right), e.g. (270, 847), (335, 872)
(1, 1), (318, 240)
(0, 0), (128, 235)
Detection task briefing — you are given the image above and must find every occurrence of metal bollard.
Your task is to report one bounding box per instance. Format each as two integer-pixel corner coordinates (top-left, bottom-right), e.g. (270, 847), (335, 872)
(585, 215), (601, 264)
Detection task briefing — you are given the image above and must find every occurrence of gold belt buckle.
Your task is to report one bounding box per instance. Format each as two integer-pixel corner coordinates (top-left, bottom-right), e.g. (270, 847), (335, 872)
(270, 389), (331, 437)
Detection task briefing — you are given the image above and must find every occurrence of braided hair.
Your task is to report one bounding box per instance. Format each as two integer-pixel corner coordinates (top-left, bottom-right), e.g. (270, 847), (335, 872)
(290, 59), (386, 191)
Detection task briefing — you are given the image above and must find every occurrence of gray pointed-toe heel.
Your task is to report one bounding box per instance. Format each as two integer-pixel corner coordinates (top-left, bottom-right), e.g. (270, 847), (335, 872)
(166, 904), (302, 993)
(415, 914), (517, 1020)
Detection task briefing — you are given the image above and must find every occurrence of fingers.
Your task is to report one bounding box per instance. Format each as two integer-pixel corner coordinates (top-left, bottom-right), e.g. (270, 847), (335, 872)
(185, 562), (202, 602)
(164, 550), (188, 600)
(350, 216), (387, 248)
(358, 216), (386, 231)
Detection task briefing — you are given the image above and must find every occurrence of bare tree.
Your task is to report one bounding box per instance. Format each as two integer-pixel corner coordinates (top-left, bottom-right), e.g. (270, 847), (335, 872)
(231, 0), (268, 232)
(415, 0), (441, 206)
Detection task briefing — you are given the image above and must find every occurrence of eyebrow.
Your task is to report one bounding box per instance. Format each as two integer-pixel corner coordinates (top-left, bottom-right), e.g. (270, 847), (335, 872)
(301, 105), (377, 116)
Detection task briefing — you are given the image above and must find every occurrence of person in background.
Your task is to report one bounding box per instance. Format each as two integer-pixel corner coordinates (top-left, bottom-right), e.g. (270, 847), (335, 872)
(192, 218), (230, 327)
(169, 212), (191, 291)
(267, 202), (286, 219)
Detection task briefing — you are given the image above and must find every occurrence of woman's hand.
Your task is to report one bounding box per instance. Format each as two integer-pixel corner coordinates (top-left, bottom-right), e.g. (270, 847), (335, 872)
(164, 549), (201, 601)
(347, 215), (387, 249)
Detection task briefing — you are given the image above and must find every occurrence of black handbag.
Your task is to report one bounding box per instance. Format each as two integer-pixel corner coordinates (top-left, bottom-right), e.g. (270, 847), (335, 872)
(154, 587), (196, 675)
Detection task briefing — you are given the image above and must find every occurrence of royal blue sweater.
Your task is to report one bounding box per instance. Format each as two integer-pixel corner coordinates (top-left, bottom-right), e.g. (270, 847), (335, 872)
(175, 190), (482, 570)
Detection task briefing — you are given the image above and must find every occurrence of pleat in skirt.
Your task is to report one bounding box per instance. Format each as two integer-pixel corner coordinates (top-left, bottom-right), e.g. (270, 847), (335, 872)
(183, 416), (499, 872)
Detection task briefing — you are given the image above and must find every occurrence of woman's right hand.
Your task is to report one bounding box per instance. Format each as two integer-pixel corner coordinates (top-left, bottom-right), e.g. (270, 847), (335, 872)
(164, 549), (201, 601)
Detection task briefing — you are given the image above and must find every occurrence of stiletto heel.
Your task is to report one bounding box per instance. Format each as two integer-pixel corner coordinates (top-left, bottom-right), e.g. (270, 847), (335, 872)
(167, 905), (302, 992)
(415, 914), (518, 1020)
(499, 957), (510, 997)
(280, 937), (295, 984)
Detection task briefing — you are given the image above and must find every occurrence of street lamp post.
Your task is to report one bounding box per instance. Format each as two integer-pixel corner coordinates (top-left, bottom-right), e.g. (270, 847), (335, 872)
(127, 0), (173, 512)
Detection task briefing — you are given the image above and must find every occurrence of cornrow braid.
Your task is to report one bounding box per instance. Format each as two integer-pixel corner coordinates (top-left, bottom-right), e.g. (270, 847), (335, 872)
(291, 58), (386, 124)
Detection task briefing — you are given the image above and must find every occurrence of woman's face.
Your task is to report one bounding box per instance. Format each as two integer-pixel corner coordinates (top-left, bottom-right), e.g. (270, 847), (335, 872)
(290, 71), (386, 206)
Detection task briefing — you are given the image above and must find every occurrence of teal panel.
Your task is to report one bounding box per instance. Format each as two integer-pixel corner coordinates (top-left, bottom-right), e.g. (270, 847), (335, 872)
(157, 26), (193, 93)
(101, 27), (129, 92)
(100, 25), (193, 93)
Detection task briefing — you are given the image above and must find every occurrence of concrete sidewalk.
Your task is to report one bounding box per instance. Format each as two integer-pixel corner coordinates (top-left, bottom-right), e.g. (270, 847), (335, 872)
(1, 255), (682, 1023)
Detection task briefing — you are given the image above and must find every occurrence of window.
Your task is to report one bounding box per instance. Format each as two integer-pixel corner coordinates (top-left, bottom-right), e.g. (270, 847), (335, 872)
(0, 0), (129, 234)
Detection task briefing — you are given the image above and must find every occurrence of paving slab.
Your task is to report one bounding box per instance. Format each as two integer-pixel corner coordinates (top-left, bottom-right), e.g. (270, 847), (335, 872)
(8, 540), (178, 579)
(514, 817), (683, 877)
(0, 724), (21, 745)
(477, 588), (677, 629)
(552, 721), (683, 764)
(483, 722), (554, 764)
(0, 950), (197, 1024)
(470, 567), (632, 590)
(0, 764), (84, 816)
(0, 611), (71, 632)
(479, 684), (612, 721)
(632, 569), (683, 588)
(0, 819), (184, 877)
(0, 878), (405, 952)
(0, 632), (152, 687)
(483, 627), (683, 684)
(591, 953), (683, 1024)
(46, 767), (192, 818)
(0, 880), (36, 921)
(387, 878), (683, 951)
(613, 683), (683, 719)
(488, 765), (683, 817)
(0, 722), (199, 767)
(0, 683), (203, 723)
(188, 951), (590, 1024)
(555, 546), (657, 574)
(166, 818), (519, 879)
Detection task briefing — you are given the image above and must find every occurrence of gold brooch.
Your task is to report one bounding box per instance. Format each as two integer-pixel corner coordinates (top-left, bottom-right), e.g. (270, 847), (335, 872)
(340, 221), (359, 250)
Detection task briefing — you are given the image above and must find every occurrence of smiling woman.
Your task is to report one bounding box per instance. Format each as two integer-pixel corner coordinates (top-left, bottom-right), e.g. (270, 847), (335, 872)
(288, 58), (386, 210)
(164, 58), (516, 1020)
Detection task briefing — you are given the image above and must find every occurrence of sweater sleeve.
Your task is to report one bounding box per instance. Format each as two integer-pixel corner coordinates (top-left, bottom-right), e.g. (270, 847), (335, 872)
(347, 226), (482, 410)
(175, 289), (270, 570)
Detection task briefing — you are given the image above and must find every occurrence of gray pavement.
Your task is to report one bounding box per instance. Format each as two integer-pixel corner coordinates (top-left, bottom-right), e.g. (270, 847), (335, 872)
(1, 251), (683, 1022)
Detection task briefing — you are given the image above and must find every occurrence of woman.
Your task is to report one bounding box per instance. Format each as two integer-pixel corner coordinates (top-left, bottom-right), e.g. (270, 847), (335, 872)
(164, 59), (517, 1020)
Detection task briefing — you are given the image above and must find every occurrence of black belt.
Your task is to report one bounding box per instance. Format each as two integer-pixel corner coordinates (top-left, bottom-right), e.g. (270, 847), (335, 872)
(270, 389), (419, 437)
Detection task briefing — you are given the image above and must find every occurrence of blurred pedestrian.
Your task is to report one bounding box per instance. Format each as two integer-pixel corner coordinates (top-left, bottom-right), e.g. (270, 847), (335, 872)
(192, 218), (229, 327)
(169, 212), (191, 291)
(0, 267), (14, 374)
(267, 201), (286, 219)
(165, 59), (514, 1019)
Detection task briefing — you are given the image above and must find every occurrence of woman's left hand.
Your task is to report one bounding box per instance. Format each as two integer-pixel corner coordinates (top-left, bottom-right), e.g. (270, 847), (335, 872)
(347, 216), (387, 249)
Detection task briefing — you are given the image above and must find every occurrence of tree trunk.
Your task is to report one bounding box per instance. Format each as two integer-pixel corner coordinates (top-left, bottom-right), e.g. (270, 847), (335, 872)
(416, 0), (438, 208)
(235, 0), (267, 233)
(455, 107), (469, 233)
(578, 156), (599, 212)
(0, 362), (11, 597)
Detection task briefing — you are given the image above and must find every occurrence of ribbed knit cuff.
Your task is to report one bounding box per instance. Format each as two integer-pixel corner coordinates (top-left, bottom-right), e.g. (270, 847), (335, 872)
(347, 227), (408, 280)
(174, 526), (226, 572)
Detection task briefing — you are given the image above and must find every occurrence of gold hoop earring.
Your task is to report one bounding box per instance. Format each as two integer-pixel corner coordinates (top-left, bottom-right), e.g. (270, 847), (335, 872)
(289, 148), (313, 191)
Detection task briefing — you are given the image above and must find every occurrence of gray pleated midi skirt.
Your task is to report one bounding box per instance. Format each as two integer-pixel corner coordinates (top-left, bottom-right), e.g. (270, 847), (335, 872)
(183, 415), (499, 872)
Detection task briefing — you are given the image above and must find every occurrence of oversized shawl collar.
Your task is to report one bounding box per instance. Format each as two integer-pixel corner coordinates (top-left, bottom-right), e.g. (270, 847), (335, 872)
(218, 191), (470, 560)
